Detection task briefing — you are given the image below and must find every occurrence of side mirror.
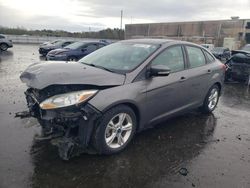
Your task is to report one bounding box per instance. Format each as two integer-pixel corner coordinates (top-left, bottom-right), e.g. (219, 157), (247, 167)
(150, 65), (171, 77)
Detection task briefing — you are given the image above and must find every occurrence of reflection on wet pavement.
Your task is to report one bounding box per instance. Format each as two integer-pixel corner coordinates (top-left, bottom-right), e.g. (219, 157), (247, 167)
(0, 44), (250, 188)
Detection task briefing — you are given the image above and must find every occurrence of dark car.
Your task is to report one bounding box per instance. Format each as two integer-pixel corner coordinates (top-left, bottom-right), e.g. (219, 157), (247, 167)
(225, 44), (250, 82)
(20, 39), (225, 160)
(211, 47), (231, 60)
(39, 40), (74, 56)
(46, 41), (107, 61)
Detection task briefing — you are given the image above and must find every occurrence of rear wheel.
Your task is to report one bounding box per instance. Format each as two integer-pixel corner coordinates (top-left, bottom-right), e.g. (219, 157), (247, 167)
(92, 105), (137, 154)
(0, 43), (8, 51)
(200, 85), (220, 113)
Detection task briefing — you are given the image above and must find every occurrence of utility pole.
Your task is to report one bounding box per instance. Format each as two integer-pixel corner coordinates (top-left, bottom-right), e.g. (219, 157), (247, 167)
(120, 10), (123, 30)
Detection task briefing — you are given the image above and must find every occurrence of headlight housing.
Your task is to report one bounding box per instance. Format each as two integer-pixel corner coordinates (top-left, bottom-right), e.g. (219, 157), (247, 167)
(40, 90), (98, 110)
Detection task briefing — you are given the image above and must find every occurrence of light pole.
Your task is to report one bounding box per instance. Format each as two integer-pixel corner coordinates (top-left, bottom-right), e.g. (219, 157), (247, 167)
(120, 10), (123, 30)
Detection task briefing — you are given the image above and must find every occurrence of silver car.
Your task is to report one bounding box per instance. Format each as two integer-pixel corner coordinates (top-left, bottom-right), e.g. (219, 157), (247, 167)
(20, 39), (225, 160)
(0, 34), (13, 51)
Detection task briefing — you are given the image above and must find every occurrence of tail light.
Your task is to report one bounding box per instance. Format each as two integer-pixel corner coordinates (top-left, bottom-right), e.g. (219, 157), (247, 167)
(220, 63), (227, 72)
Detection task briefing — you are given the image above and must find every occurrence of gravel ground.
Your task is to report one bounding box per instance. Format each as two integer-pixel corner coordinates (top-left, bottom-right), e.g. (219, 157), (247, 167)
(0, 44), (250, 188)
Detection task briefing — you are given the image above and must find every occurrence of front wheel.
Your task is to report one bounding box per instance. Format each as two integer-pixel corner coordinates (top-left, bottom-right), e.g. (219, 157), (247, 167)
(200, 85), (220, 113)
(92, 105), (137, 154)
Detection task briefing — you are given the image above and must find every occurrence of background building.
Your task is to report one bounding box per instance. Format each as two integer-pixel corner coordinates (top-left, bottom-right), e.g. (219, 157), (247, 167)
(125, 17), (250, 50)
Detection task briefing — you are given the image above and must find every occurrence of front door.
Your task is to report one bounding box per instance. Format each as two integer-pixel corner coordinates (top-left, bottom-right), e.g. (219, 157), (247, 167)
(145, 45), (190, 124)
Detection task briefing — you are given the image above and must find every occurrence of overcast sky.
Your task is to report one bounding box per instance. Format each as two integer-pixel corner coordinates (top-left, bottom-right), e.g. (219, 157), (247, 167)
(0, 0), (250, 32)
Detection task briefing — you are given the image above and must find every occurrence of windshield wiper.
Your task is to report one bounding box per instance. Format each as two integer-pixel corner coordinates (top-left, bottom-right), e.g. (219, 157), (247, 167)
(81, 62), (115, 73)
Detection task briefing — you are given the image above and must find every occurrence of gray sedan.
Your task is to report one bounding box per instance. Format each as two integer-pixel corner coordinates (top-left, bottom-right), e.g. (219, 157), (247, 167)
(20, 39), (225, 160)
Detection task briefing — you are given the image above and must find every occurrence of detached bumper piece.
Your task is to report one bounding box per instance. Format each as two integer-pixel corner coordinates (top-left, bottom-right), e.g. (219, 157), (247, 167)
(25, 90), (101, 160)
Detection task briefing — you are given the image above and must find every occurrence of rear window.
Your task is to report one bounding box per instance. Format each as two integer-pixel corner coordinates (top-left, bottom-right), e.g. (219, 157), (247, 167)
(186, 46), (206, 68)
(203, 50), (215, 63)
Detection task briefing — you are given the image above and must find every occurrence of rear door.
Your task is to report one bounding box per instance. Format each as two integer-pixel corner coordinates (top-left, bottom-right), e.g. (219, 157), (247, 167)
(183, 45), (212, 105)
(146, 45), (191, 124)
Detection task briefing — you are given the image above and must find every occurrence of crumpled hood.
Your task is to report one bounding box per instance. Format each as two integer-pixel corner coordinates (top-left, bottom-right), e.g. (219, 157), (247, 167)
(20, 61), (125, 89)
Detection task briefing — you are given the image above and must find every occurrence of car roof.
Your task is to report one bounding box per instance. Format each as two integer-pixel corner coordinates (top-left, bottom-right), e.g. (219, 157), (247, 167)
(120, 38), (175, 45)
(119, 38), (204, 48)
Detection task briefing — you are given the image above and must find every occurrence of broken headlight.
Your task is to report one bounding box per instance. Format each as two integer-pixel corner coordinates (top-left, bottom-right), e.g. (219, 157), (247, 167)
(40, 90), (98, 110)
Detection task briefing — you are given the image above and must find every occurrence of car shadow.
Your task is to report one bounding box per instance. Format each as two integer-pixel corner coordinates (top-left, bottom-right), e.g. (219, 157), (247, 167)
(29, 112), (217, 188)
(0, 50), (14, 62)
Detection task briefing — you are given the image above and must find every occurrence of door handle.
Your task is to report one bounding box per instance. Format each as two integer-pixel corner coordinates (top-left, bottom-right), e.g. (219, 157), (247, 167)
(179, 76), (187, 82)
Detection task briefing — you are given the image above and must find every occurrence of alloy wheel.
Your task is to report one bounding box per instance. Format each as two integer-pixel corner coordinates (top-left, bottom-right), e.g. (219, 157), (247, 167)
(208, 88), (219, 110)
(105, 113), (133, 149)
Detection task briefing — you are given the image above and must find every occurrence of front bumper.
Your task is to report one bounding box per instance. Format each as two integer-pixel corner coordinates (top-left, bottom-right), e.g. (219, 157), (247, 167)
(39, 48), (51, 56)
(25, 89), (102, 160)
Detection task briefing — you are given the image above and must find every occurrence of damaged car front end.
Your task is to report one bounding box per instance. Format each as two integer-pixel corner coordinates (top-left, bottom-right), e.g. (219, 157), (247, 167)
(20, 61), (125, 160)
(25, 86), (101, 160)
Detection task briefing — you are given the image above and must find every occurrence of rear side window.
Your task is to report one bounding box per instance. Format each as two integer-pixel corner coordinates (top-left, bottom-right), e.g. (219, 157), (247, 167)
(186, 46), (206, 68)
(203, 50), (215, 63)
(0, 35), (5, 39)
(151, 46), (185, 72)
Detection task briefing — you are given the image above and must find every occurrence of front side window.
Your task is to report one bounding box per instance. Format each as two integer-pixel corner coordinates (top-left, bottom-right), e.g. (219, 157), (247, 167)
(151, 46), (185, 72)
(186, 46), (206, 68)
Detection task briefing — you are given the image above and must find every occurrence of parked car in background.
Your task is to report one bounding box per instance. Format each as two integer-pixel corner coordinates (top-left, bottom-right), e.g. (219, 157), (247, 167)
(225, 44), (250, 82)
(240, 44), (250, 52)
(20, 39), (225, 160)
(46, 41), (107, 61)
(39, 40), (74, 56)
(0, 34), (13, 51)
(211, 47), (231, 60)
(201, 44), (215, 51)
(40, 40), (61, 47)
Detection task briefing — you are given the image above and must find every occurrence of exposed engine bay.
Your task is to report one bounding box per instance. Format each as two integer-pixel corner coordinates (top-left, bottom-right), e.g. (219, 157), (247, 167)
(23, 85), (104, 160)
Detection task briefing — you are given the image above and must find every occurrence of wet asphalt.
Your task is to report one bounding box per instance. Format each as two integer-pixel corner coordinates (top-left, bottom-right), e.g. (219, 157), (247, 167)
(0, 44), (250, 188)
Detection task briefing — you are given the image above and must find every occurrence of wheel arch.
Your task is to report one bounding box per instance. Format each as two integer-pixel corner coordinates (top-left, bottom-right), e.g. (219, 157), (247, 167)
(101, 100), (141, 132)
(214, 82), (222, 95)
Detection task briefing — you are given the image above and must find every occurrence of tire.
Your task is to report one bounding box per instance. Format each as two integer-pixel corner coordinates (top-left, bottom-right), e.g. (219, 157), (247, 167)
(0, 43), (8, 51)
(200, 85), (220, 113)
(67, 56), (77, 61)
(91, 105), (137, 154)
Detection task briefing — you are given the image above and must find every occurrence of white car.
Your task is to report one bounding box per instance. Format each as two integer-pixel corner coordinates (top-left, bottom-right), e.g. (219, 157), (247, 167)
(0, 34), (13, 51)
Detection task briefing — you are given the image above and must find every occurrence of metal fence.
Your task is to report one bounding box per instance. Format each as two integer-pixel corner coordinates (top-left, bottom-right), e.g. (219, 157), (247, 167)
(5, 35), (117, 44)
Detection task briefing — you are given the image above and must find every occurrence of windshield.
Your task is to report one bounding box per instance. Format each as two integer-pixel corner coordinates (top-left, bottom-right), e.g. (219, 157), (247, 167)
(51, 41), (66, 46)
(241, 45), (250, 52)
(79, 42), (160, 73)
(212, 47), (224, 53)
(64, 42), (86, 50)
